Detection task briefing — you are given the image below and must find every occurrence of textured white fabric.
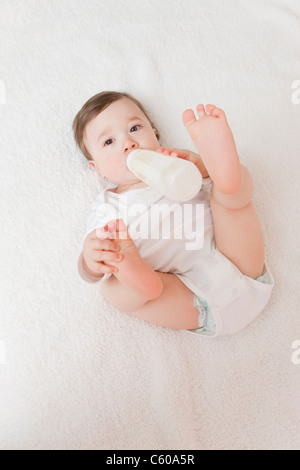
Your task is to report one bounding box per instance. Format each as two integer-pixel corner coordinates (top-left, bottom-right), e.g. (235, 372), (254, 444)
(0, 0), (299, 450)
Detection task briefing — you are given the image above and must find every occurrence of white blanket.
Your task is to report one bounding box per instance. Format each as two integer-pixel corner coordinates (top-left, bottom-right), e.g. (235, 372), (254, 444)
(0, 0), (299, 450)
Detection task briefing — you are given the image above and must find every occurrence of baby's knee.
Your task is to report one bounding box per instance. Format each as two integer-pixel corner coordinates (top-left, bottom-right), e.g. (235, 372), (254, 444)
(211, 165), (254, 210)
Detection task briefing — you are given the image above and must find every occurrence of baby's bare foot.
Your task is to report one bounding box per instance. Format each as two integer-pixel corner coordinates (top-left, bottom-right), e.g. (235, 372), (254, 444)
(105, 219), (163, 300)
(182, 104), (242, 194)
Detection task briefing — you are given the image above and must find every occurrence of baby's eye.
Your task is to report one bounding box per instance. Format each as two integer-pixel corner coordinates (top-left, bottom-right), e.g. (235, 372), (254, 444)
(104, 138), (114, 146)
(130, 125), (141, 132)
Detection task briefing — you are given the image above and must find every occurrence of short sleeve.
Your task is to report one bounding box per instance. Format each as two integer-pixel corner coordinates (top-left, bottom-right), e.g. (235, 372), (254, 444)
(84, 197), (119, 242)
(79, 191), (117, 284)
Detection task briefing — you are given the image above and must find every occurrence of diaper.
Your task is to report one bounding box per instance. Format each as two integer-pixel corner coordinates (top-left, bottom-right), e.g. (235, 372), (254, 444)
(189, 261), (274, 337)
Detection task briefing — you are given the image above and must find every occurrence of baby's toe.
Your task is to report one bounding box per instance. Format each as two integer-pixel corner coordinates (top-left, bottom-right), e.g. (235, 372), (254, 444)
(205, 104), (216, 115)
(205, 104), (225, 118)
(115, 218), (128, 233)
(196, 104), (206, 118)
(182, 109), (197, 128)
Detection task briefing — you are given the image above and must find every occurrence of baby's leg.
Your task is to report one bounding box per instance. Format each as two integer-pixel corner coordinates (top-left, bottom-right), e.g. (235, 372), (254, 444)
(210, 166), (265, 279)
(183, 104), (265, 279)
(101, 272), (199, 330)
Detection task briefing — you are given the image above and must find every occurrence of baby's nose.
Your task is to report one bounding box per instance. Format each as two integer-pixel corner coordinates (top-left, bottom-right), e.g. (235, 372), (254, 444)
(123, 139), (138, 154)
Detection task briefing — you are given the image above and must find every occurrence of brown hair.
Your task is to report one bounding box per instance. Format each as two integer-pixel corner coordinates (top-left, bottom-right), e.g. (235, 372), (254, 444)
(72, 91), (160, 161)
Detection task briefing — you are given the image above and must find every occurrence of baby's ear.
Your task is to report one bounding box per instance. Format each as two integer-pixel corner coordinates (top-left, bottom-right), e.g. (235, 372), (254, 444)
(153, 128), (160, 143)
(89, 161), (101, 175)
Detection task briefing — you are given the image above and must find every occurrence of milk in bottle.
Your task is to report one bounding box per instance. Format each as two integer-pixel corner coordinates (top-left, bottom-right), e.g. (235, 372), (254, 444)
(126, 149), (202, 202)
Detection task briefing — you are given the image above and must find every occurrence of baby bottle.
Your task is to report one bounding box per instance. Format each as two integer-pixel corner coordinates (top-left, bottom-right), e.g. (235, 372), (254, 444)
(126, 149), (203, 202)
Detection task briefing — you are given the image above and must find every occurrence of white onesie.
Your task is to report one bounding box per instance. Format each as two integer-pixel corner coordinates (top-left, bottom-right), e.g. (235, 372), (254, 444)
(78, 178), (274, 337)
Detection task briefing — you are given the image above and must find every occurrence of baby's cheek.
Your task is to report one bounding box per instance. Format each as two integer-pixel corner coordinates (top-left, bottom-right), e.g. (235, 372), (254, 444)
(103, 158), (117, 174)
(104, 159), (127, 181)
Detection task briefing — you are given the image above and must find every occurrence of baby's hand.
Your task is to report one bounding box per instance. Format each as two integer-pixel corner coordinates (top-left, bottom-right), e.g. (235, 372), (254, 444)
(156, 147), (209, 178)
(82, 227), (123, 277)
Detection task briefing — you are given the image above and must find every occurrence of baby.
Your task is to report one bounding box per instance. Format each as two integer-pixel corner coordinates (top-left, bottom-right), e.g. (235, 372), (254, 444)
(73, 91), (274, 336)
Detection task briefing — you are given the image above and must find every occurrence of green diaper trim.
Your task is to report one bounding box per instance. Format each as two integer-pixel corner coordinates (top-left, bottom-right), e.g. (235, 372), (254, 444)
(256, 271), (271, 284)
(193, 296), (216, 336)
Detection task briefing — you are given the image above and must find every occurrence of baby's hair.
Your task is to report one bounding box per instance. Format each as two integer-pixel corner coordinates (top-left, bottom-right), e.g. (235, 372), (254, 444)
(73, 91), (161, 161)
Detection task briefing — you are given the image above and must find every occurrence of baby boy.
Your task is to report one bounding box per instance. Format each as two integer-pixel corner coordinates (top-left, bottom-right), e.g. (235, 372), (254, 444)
(74, 91), (274, 336)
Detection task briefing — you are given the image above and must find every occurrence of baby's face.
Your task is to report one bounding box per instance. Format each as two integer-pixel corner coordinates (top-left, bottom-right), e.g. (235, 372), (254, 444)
(84, 97), (160, 185)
